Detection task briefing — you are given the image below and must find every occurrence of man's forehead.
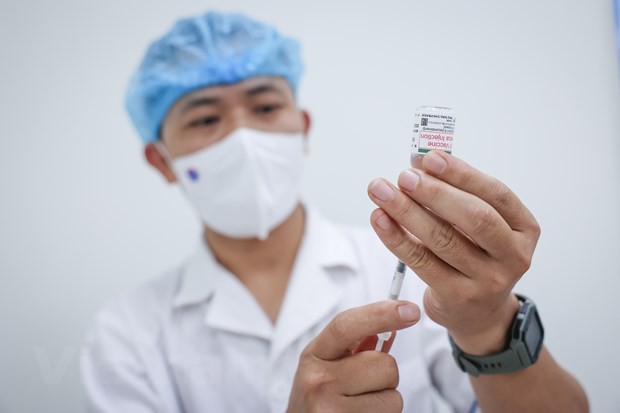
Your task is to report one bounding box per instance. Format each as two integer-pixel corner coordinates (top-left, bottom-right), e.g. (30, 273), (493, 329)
(182, 76), (293, 102)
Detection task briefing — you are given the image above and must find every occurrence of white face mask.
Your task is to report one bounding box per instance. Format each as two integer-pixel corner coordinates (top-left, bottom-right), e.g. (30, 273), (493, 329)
(162, 127), (305, 240)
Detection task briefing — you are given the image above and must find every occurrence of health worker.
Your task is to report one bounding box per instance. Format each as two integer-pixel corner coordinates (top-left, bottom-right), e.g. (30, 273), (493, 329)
(81, 11), (588, 413)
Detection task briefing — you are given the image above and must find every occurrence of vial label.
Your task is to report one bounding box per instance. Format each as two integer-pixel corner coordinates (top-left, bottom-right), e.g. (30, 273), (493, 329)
(411, 106), (455, 157)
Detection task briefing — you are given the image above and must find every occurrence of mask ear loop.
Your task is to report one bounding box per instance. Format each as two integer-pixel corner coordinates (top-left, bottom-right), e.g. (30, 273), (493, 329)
(155, 141), (186, 188)
(155, 140), (179, 178)
(155, 140), (172, 163)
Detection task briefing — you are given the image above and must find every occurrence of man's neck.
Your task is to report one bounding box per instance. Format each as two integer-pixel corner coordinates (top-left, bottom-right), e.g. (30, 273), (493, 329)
(203, 205), (306, 322)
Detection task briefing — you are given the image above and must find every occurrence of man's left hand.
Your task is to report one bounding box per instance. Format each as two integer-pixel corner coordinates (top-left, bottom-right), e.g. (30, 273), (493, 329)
(367, 150), (541, 355)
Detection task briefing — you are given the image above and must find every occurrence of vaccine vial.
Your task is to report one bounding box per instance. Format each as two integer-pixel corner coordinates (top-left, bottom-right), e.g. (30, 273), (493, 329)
(411, 106), (455, 168)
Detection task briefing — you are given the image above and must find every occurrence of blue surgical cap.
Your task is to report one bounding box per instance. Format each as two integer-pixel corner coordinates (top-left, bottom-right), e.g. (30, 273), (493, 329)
(125, 11), (303, 143)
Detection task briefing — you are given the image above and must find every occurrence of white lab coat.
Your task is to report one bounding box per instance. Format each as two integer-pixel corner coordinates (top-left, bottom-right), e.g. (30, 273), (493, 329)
(81, 208), (476, 412)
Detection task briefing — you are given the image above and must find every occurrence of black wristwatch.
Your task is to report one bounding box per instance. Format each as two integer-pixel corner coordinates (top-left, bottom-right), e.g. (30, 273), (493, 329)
(449, 294), (544, 377)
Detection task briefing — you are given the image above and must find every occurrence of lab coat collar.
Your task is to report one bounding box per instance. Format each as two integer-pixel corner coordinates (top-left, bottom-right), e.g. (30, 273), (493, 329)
(171, 237), (223, 309)
(269, 208), (360, 360)
(172, 207), (360, 343)
(173, 208), (359, 309)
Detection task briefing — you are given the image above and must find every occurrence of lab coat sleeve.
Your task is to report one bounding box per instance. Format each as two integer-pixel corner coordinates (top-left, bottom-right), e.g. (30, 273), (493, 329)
(81, 299), (167, 413)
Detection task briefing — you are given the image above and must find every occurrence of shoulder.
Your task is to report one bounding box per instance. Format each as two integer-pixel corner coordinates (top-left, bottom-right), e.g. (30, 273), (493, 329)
(83, 264), (183, 355)
(81, 263), (190, 411)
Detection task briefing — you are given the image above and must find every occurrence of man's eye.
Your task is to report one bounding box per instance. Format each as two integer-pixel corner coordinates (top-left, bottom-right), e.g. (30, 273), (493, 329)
(255, 104), (281, 114)
(190, 116), (219, 128)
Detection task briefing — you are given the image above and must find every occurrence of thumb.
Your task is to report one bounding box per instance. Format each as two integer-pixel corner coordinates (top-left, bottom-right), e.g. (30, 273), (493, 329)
(309, 300), (420, 361)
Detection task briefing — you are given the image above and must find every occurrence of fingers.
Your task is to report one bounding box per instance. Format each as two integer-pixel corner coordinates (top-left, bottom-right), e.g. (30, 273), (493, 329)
(343, 390), (404, 413)
(336, 351), (399, 396)
(369, 208), (463, 296)
(422, 150), (540, 236)
(291, 351), (402, 411)
(368, 176), (493, 274)
(308, 301), (420, 361)
(368, 169), (519, 261)
(288, 306), (409, 413)
(396, 170), (516, 258)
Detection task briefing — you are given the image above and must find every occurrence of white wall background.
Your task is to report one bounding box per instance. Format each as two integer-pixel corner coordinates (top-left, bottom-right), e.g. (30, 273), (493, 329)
(1, 0), (619, 412)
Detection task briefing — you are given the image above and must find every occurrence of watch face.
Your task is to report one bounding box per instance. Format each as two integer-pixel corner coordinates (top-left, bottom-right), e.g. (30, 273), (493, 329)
(523, 311), (544, 360)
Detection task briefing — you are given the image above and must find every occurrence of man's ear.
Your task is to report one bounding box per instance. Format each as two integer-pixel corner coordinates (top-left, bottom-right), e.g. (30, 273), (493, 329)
(144, 143), (177, 183)
(301, 110), (312, 154)
(301, 110), (311, 135)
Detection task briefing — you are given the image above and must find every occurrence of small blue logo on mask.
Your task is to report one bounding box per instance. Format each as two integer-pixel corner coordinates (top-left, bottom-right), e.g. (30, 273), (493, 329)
(187, 168), (199, 181)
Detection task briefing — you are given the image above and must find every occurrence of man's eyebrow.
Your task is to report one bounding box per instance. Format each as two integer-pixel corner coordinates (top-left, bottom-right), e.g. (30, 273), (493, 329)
(245, 83), (286, 97)
(181, 96), (220, 113)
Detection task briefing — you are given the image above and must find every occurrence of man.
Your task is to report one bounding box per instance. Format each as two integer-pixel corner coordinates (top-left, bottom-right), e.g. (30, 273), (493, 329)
(82, 11), (588, 413)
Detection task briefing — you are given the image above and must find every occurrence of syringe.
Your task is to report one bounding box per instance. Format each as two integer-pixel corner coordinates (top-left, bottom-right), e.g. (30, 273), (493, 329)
(374, 106), (455, 352)
(375, 260), (407, 351)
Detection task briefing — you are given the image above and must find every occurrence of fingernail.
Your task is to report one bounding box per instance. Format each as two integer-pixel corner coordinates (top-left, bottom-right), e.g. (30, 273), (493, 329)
(375, 213), (393, 231)
(398, 170), (420, 191)
(424, 152), (448, 175)
(398, 303), (420, 322)
(369, 179), (395, 202)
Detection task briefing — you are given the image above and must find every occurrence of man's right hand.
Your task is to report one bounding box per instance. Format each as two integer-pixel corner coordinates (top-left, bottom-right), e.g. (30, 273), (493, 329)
(286, 300), (421, 413)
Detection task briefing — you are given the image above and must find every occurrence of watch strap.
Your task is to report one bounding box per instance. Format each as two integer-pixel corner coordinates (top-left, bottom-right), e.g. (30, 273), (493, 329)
(449, 294), (542, 377)
(449, 335), (529, 377)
